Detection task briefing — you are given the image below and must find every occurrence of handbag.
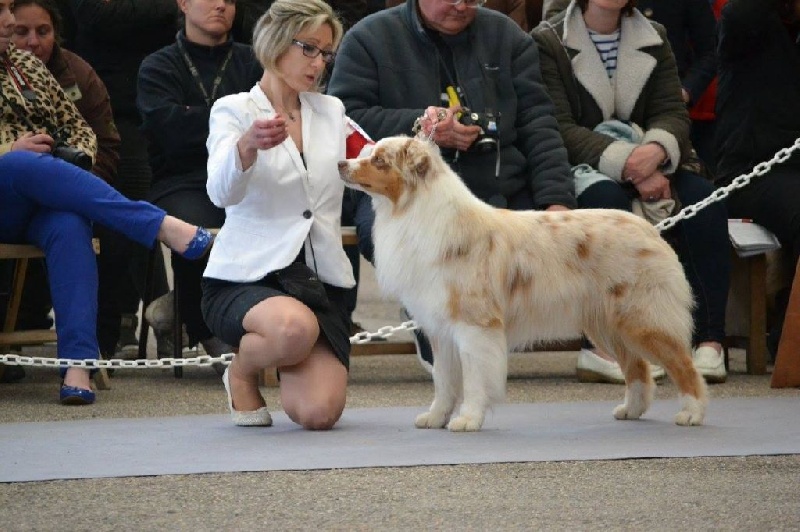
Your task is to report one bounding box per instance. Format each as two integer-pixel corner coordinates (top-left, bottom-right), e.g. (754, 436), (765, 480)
(272, 262), (330, 311)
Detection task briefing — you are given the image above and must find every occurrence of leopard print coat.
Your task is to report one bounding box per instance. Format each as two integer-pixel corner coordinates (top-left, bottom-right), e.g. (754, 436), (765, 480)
(0, 45), (97, 160)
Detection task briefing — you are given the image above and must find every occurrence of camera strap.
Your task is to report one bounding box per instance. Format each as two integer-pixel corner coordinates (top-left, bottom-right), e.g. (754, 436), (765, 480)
(1, 54), (38, 103)
(176, 35), (234, 108)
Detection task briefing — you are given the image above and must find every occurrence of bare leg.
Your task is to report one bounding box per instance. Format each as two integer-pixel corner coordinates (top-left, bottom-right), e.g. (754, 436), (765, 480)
(279, 341), (348, 430)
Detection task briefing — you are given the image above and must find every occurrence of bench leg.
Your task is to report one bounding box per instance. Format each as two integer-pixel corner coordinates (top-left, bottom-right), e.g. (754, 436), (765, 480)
(772, 261), (800, 388)
(747, 255), (768, 374)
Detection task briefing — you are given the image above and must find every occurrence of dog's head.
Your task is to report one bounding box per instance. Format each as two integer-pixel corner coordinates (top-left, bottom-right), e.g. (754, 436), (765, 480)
(338, 136), (437, 206)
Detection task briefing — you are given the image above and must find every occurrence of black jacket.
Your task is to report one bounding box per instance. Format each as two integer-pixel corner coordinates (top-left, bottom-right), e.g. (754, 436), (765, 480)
(137, 31), (262, 196)
(715, 0), (800, 183)
(638, 0), (717, 106)
(69, 0), (179, 120)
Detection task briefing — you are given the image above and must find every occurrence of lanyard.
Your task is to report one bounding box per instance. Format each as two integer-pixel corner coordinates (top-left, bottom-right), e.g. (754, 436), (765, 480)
(1, 54), (38, 102)
(175, 36), (234, 108)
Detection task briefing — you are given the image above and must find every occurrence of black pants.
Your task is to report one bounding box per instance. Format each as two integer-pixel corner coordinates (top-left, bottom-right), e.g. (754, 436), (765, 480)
(155, 187), (225, 346)
(725, 166), (800, 351)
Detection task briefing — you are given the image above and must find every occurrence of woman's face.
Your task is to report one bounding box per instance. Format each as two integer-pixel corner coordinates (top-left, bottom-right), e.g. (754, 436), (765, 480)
(179, 0), (235, 45)
(12, 4), (55, 64)
(276, 23), (334, 93)
(0, 0), (15, 55)
(587, 0), (629, 14)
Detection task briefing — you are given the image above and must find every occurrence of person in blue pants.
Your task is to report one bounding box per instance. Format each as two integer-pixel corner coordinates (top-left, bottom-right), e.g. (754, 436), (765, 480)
(0, 151), (212, 405)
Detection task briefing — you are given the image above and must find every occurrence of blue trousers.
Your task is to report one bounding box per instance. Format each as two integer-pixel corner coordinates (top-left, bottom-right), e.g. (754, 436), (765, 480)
(579, 169), (731, 345)
(0, 152), (166, 363)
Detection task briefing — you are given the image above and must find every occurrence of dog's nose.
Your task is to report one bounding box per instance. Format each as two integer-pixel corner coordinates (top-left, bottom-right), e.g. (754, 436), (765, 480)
(337, 161), (348, 170)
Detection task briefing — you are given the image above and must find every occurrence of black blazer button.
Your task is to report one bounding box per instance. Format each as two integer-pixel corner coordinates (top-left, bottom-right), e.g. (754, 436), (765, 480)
(303, 210), (312, 219)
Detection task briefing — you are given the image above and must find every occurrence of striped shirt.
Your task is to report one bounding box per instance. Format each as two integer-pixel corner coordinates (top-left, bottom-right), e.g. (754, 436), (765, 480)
(589, 29), (621, 78)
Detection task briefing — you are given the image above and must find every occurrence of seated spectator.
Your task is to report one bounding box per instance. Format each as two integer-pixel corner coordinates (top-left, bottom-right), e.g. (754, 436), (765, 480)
(327, 0), (575, 374)
(716, 0), (800, 359)
(8, 0), (122, 365)
(542, 0), (719, 175)
(385, 0), (529, 30)
(202, 0), (361, 430)
(137, 0), (263, 368)
(532, 0), (730, 383)
(0, 152), (211, 405)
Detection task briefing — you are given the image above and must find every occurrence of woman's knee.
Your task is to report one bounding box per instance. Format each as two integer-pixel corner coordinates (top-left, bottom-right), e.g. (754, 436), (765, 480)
(245, 299), (319, 358)
(287, 396), (345, 430)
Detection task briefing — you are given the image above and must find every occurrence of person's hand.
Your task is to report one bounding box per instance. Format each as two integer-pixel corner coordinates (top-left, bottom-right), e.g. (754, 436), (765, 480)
(633, 170), (672, 202)
(239, 115), (288, 152)
(11, 132), (54, 153)
(545, 204), (571, 212)
(420, 106), (481, 152)
(237, 115), (288, 170)
(622, 143), (667, 185)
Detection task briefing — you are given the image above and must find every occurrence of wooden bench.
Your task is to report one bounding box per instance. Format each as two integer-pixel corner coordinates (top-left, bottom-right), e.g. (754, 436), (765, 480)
(0, 241), (110, 389)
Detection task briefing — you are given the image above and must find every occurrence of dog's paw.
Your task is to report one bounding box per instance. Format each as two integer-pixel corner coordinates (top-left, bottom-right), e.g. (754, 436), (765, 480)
(674, 409), (704, 426)
(446, 415), (483, 432)
(415, 410), (448, 429)
(612, 403), (643, 420)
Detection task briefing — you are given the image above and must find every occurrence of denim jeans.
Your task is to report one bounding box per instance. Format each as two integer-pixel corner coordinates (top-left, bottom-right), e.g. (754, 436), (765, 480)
(579, 169), (730, 344)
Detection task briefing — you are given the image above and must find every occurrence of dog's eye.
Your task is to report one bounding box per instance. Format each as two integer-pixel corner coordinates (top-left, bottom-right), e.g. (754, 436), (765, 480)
(373, 156), (386, 166)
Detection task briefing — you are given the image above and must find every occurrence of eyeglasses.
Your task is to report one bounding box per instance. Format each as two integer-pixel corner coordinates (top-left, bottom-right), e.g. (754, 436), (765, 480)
(292, 40), (336, 64)
(443, 0), (487, 7)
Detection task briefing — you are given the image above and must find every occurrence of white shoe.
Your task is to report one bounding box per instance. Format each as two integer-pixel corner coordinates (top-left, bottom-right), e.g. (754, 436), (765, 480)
(144, 291), (175, 332)
(222, 367), (272, 427)
(576, 348), (666, 384)
(693, 345), (727, 383)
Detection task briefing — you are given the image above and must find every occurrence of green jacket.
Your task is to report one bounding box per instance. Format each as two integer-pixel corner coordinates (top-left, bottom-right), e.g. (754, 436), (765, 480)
(531, 5), (691, 182)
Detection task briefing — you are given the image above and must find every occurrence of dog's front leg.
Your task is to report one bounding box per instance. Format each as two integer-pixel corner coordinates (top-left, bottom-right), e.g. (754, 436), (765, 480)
(415, 335), (461, 429)
(448, 326), (508, 432)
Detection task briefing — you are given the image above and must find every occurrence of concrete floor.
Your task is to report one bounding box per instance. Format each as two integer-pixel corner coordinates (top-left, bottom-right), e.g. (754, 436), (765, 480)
(1, 259), (799, 530)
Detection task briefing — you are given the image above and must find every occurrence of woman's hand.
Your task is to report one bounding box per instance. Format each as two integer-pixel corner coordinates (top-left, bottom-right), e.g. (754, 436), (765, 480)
(11, 132), (54, 153)
(634, 170), (672, 202)
(237, 115), (289, 170)
(622, 143), (668, 185)
(420, 106), (481, 152)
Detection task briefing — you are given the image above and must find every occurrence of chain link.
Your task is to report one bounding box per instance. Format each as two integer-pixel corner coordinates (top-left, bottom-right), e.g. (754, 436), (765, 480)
(0, 322), (420, 369)
(655, 136), (800, 232)
(4, 138), (799, 370)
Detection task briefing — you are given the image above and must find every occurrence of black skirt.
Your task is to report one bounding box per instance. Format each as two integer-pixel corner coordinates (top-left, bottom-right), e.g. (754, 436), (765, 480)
(201, 271), (352, 370)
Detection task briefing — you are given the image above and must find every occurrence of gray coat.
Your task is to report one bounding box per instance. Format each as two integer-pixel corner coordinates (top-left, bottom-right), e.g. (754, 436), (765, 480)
(532, 4), (691, 181)
(327, 0), (575, 209)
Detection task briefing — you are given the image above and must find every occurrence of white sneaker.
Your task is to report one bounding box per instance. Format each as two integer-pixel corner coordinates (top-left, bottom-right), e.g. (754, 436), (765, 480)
(144, 291), (175, 332)
(693, 345), (727, 383)
(576, 348), (665, 384)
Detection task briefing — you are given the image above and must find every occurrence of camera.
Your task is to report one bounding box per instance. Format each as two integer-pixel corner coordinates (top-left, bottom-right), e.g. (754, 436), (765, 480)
(49, 125), (93, 171)
(52, 143), (93, 171)
(458, 108), (499, 154)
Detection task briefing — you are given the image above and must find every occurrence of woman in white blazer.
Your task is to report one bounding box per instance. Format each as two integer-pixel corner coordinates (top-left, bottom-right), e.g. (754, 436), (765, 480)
(202, 0), (360, 430)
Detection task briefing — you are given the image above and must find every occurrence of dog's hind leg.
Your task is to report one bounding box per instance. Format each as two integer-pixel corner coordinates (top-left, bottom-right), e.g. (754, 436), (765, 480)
(648, 342), (708, 426)
(618, 328), (707, 426)
(415, 335), (461, 429)
(446, 325), (507, 432)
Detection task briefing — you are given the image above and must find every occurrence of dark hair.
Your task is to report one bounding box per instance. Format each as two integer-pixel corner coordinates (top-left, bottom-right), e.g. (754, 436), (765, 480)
(13, 0), (64, 43)
(575, 0), (637, 17)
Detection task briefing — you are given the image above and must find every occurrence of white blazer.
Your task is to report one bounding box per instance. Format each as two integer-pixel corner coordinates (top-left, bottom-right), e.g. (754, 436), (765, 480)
(204, 84), (355, 288)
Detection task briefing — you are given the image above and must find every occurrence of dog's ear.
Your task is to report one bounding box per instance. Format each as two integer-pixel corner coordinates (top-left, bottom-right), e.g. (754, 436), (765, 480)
(402, 138), (432, 181)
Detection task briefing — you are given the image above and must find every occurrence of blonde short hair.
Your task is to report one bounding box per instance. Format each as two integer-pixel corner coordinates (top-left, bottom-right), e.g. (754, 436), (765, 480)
(252, 0), (343, 90)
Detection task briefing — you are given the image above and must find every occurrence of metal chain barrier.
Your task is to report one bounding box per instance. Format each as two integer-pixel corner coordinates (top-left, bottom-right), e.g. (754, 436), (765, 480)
(3, 137), (799, 371)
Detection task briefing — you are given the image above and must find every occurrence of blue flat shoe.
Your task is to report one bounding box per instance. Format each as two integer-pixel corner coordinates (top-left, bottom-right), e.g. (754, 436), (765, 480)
(179, 227), (213, 260)
(60, 384), (96, 405)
